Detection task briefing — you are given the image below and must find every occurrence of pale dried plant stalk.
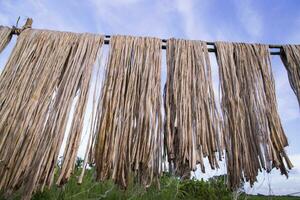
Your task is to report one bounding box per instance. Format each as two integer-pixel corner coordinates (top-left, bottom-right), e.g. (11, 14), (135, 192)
(164, 39), (222, 177)
(280, 45), (300, 106)
(0, 26), (12, 54)
(94, 35), (162, 188)
(0, 29), (103, 199)
(215, 42), (293, 189)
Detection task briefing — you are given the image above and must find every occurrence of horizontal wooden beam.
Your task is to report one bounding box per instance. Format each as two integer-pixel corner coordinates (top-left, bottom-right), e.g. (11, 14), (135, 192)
(9, 19), (282, 56)
(103, 35), (281, 55)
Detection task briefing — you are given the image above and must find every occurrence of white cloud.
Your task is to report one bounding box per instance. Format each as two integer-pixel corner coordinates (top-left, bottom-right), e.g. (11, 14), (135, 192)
(282, 15), (300, 44)
(272, 58), (300, 122)
(88, 0), (181, 38)
(100, 0), (141, 6)
(174, 0), (198, 38)
(0, 0), (85, 32)
(245, 154), (300, 196)
(233, 0), (263, 39)
(0, 12), (10, 25)
(174, 0), (213, 40)
(193, 154), (300, 196)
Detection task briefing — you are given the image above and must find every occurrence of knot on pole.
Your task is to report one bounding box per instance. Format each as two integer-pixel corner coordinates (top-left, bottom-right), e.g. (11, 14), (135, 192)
(11, 18), (33, 35)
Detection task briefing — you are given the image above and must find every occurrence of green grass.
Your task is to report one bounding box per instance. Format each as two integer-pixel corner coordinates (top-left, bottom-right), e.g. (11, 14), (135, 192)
(30, 170), (232, 200)
(1, 167), (299, 200)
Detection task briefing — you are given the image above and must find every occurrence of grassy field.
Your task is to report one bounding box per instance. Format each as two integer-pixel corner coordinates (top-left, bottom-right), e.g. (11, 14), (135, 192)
(1, 166), (299, 200)
(31, 169), (232, 200)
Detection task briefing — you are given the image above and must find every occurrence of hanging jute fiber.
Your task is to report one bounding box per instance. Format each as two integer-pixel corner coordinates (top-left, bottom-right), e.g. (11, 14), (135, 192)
(0, 29), (103, 199)
(0, 19), (295, 198)
(164, 39), (222, 178)
(93, 35), (163, 188)
(0, 26), (12, 54)
(280, 45), (300, 106)
(215, 42), (293, 189)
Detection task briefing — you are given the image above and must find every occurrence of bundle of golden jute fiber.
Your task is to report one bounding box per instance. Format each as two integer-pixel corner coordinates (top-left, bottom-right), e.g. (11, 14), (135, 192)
(0, 26), (12, 53)
(93, 35), (163, 188)
(215, 42), (293, 189)
(0, 29), (103, 199)
(164, 39), (223, 178)
(280, 45), (300, 106)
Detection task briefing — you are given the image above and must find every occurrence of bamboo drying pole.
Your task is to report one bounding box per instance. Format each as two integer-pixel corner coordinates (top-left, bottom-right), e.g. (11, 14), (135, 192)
(11, 18), (282, 55)
(103, 36), (283, 55)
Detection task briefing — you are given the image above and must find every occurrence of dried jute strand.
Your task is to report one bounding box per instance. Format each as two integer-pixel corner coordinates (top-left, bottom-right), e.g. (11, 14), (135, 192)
(164, 39), (223, 178)
(0, 29), (103, 199)
(280, 45), (300, 107)
(0, 26), (12, 54)
(0, 19), (295, 198)
(93, 35), (163, 188)
(215, 42), (293, 189)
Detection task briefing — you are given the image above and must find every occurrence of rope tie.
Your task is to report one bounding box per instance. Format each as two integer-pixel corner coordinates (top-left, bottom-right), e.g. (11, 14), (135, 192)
(11, 18), (33, 35)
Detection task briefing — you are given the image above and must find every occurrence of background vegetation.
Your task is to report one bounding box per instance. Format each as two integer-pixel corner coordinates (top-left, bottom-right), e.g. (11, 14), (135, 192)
(1, 158), (299, 200)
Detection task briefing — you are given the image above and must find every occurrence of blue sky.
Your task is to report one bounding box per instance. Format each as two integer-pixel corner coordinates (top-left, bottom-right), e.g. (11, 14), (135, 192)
(0, 0), (300, 196)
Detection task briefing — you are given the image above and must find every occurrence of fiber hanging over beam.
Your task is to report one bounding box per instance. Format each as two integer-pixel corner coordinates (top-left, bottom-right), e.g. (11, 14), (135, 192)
(280, 45), (300, 107)
(215, 42), (293, 189)
(93, 35), (163, 188)
(164, 39), (223, 177)
(0, 17), (296, 198)
(0, 29), (103, 199)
